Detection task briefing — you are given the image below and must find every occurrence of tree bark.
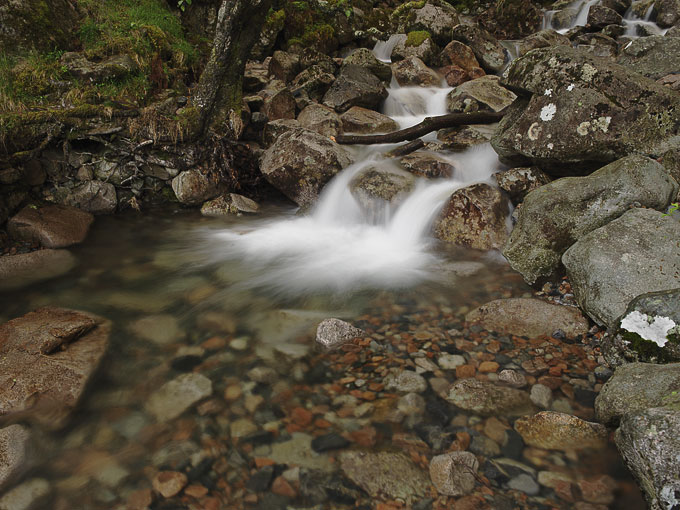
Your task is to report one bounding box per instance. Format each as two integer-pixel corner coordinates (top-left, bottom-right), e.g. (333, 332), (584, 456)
(192, 0), (274, 138)
(335, 111), (505, 145)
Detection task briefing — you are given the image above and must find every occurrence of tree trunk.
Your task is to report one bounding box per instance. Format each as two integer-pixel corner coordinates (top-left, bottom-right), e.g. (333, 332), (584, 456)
(192, 0), (273, 138)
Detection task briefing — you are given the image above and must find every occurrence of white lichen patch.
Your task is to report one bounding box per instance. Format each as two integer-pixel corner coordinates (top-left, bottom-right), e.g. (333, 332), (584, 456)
(547, 143), (554, 149)
(544, 89), (553, 96)
(528, 122), (542, 140)
(620, 310), (676, 348)
(593, 116), (611, 133)
(540, 103), (557, 121)
(577, 121), (591, 136)
(581, 63), (598, 82)
(567, 84), (575, 91)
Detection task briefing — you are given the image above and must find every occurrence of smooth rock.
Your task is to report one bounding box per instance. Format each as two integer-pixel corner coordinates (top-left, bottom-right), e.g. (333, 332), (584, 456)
(385, 370), (428, 393)
(269, 433), (332, 471)
(498, 369), (528, 388)
(128, 314), (182, 345)
(200, 193), (260, 216)
(438, 40), (482, 74)
(54, 180), (117, 214)
(447, 75), (516, 114)
(316, 318), (364, 350)
(0, 478), (50, 510)
(0, 425), (33, 492)
(340, 106), (398, 134)
(392, 56), (441, 87)
(172, 169), (221, 205)
(514, 411), (608, 450)
(446, 379), (533, 416)
(145, 373), (213, 422)
(465, 298), (589, 338)
(429, 452), (478, 496)
(508, 473), (540, 495)
(322, 65), (388, 113)
(0, 250), (76, 290)
(438, 353), (466, 370)
(530, 384), (553, 409)
(8, 205), (94, 248)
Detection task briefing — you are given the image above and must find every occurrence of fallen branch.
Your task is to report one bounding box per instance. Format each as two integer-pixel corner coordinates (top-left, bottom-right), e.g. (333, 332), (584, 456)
(336, 111), (504, 145)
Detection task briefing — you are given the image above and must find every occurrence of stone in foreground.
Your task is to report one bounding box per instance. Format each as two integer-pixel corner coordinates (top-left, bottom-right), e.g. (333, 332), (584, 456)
(0, 477), (50, 510)
(315, 318), (365, 350)
(514, 411), (608, 451)
(429, 452), (478, 496)
(145, 373), (213, 422)
(0, 250), (76, 291)
(446, 379), (533, 416)
(0, 425), (34, 492)
(200, 193), (260, 217)
(8, 205), (94, 248)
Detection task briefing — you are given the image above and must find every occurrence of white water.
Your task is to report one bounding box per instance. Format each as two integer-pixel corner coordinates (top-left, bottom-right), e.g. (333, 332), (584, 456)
(204, 43), (502, 295)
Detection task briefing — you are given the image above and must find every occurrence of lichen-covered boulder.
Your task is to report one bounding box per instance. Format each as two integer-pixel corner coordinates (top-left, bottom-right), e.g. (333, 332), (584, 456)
(491, 46), (680, 172)
(562, 208), (680, 327)
(433, 183), (509, 251)
(504, 155), (678, 285)
(391, 33), (438, 66)
(654, 0), (680, 27)
(349, 165), (416, 216)
(586, 5), (623, 27)
(291, 65), (336, 102)
(297, 104), (342, 138)
(446, 75), (516, 113)
(404, 2), (460, 46)
(261, 128), (353, 207)
(617, 35), (680, 80)
(172, 170), (221, 206)
(399, 151), (455, 179)
(451, 24), (507, 73)
(323, 65), (388, 113)
(602, 289), (680, 366)
(340, 106), (398, 134)
(392, 56), (441, 87)
(516, 29), (570, 57)
(494, 166), (550, 203)
(342, 47), (392, 83)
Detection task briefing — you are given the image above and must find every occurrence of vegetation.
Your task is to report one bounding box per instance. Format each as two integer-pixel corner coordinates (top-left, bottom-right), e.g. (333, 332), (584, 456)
(405, 30), (432, 47)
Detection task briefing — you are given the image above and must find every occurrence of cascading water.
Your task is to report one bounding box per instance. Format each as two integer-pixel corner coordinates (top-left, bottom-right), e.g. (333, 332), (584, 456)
(205, 42), (502, 295)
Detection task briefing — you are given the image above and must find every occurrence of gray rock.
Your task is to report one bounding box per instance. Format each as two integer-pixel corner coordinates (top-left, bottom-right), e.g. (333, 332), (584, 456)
(470, 435), (501, 457)
(54, 180), (117, 214)
(438, 353), (466, 370)
(466, 298), (589, 338)
(587, 5), (623, 27)
(260, 128), (353, 207)
(451, 24), (506, 73)
(654, 0), (680, 26)
(339, 451), (429, 503)
(516, 29), (570, 57)
(323, 65), (388, 113)
(200, 193), (260, 217)
(316, 318), (365, 350)
(61, 53), (138, 82)
(447, 75), (516, 114)
(494, 166), (551, 204)
(0, 477), (50, 510)
(350, 165), (416, 214)
(297, 104), (342, 138)
(405, 2), (460, 47)
(595, 362), (680, 426)
(342, 48), (392, 83)
(498, 369), (528, 388)
(171, 169), (221, 206)
(437, 124), (497, 151)
(0, 426), (33, 492)
(270, 433), (332, 471)
(261, 86), (296, 121)
(341, 106), (398, 134)
(391, 35), (438, 66)
(617, 35), (680, 81)
(508, 474), (540, 495)
(0, 249), (76, 290)
(615, 405), (680, 510)
(262, 119), (301, 148)
(492, 46), (680, 171)
(8, 205), (94, 248)
(433, 183), (509, 251)
(514, 411), (608, 450)
(145, 373), (213, 422)
(385, 370), (428, 393)
(505, 155), (678, 286)
(399, 151), (455, 179)
(268, 50), (301, 83)
(291, 65), (335, 102)
(530, 384), (553, 409)
(392, 56), (441, 87)
(429, 452), (478, 496)
(562, 208), (680, 327)
(446, 379), (533, 416)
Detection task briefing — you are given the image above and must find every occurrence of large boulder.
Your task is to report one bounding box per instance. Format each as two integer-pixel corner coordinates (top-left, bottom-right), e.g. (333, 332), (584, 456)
(494, 166), (551, 203)
(171, 169), (221, 205)
(392, 56), (441, 87)
(562, 208), (680, 327)
(8, 205), (94, 248)
(0, 249), (76, 291)
(261, 128), (353, 207)
(399, 151), (455, 179)
(297, 104), (342, 138)
(616, 405), (680, 510)
(516, 29), (570, 57)
(438, 40), (482, 74)
(654, 0), (680, 27)
(446, 75), (516, 113)
(617, 35), (680, 80)
(349, 165), (416, 215)
(451, 24), (507, 73)
(404, 2), (460, 47)
(504, 155), (678, 285)
(322, 65), (388, 113)
(602, 289), (680, 366)
(340, 107), (398, 134)
(0, 308), (110, 429)
(595, 362), (680, 426)
(342, 48), (392, 83)
(433, 183), (509, 251)
(291, 65), (335, 102)
(391, 34), (438, 66)
(54, 181), (117, 214)
(491, 46), (680, 172)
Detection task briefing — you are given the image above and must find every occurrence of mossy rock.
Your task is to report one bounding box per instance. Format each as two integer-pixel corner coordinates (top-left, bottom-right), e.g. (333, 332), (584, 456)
(406, 30), (431, 47)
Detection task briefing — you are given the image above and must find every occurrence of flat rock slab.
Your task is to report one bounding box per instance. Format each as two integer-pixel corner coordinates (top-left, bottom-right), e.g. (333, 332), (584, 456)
(514, 411), (608, 450)
(8, 205), (94, 248)
(595, 362), (680, 426)
(446, 378), (533, 416)
(0, 477), (50, 510)
(145, 373), (213, 422)
(0, 425), (33, 492)
(0, 250), (75, 291)
(0, 308), (110, 429)
(339, 451), (429, 504)
(465, 298), (590, 338)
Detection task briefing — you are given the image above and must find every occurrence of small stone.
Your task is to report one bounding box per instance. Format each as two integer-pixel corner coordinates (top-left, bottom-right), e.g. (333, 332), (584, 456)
(429, 452), (479, 496)
(247, 366), (278, 384)
(446, 379), (533, 416)
(384, 370), (428, 393)
(456, 365), (476, 379)
(0, 478), (50, 510)
(397, 392), (426, 415)
(184, 484), (209, 498)
(127, 488), (154, 510)
(316, 318), (364, 350)
(514, 412), (608, 451)
(479, 361), (499, 373)
(311, 433), (350, 452)
(498, 369), (528, 388)
(271, 476), (297, 498)
(507, 473), (540, 495)
(530, 384), (553, 409)
(145, 373), (213, 422)
(128, 314), (183, 345)
(484, 417), (508, 444)
(152, 471), (188, 498)
(230, 419), (258, 440)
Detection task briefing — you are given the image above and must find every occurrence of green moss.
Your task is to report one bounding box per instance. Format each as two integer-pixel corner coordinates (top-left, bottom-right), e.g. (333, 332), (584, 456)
(406, 30), (431, 47)
(622, 330), (680, 363)
(392, 1), (426, 19)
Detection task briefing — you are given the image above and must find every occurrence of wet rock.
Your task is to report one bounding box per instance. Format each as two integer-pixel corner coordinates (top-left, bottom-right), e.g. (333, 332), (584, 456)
(429, 452), (478, 496)
(446, 379), (533, 416)
(654, 0), (680, 26)
(397, 392), (426, 415)
(200, 193), (260, 217)
(61, 53), (138, 82)
(517, 29), (570, 57)
(498, 369), (528, 388)
(323, 65), (388, 113)
(269, 51), (301, 83)
(465, 298), (590, 338)
(171, 169), (221, 206)
(291, 66), (335, 102)
(514, 411), (608, 450)
(508, 474), (540, 495)
(311, 433), (350, 452)
(392, 56), (441, 87)
(339, 451), (429, 504)
(262, 86), (296, 121)
(492, 46), (680, 171)
(438, 40), (482, 74)
(494, 166), (550, 204)
(586, 5), (623, 27)
(595, 362), (680, 426)
(399, 151), (455, 179)
(615, 404), (680, 510)
(0, 425), (34, 492)
(603, 289), (680, 366)
(342, 48), (392, 83)
(0, 250), (76, 291)
(297, 104), (342, 138)
(350, 165), (416, 213)
(260, 128), (353, 207)
(437, 124), (497, 151)
(316, 318), (365, 350)
(405, 2), (460, 47)
(8, 205), (94, 249)
(152, 471), (188, 498)
(575, 33), (619, 59)
(617, 35), (680, 81)
(0, 477), (50, 510)
(385, 370), (428, 393)
(145, 373), (213, 422)
(563, 208), (680, 327)
(433, 183), (509, 251)
(451, 24), (506, 73)
(262, 119), (301, 148)
(530, 384), (553, 409)
(391, 35), (438, 66)
(128, 314), (183, 345)
(340, 106), (398, 134)
(438, 353), (466, 370)
(505, 155), (678, 286)
(470, 435), (501, 457)
(0, 308), (110, 428)
(54, 180), (117, 214)
(447, 75), (516, 114)
(269, 433), (332, 471)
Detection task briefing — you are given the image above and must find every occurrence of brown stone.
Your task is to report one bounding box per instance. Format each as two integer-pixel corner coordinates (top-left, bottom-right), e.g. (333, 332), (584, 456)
(271, 475), (297, 498)
(152, 471), (188, 498)
(8, 205), (94, 248)
(456, 365), (476, 379)
(127, 488), (154, 510)
(514, 411), (608, 451)
(0, 250), (76, 291)
(439, 41), (481, 73)
(479, 361), (499, 373)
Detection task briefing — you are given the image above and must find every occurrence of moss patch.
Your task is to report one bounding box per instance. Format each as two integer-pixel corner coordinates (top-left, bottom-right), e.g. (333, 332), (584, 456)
(622, 331), (680, 363)
(406, 30), (431, 47)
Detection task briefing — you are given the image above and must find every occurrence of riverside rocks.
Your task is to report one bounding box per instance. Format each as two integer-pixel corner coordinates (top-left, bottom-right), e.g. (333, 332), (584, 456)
(8, 205), (94, 248)
(0, 425), (34, 492)
(340, 107), (398, 134)
(514, 412), (608, 450)
(494, 166), (551, 203)
(200, 193), (260, 217)
(0, 307), (110, 429)
(617, 35), (680, 80)
(429, 452), (478, 496)
(322, 65), (388, 113)
(451, 24), (507, 73)
(563, 208), (680, 327)
(391, 35), (438, 66)
(446, 75), (517, 114)
(171, 170), (221, 205)
(0, 250), (76, 290)
(54, 180), (117, 214)
(297, 104), (342, 137)
(392, 56), (441, 87)
(492, 45), (680, 171)
(465, 298), (590, 338)
(342, 48), (392, 83)
(260, 128), (353, 207)
(315, 318), (364, 350)
(503, 155), (678, 285)
(446, 379), (533, 416)
(145, 373), (213, 422)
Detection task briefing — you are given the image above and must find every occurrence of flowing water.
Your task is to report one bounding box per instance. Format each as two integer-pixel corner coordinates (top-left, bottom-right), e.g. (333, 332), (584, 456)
(0, 40), (646, 509)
